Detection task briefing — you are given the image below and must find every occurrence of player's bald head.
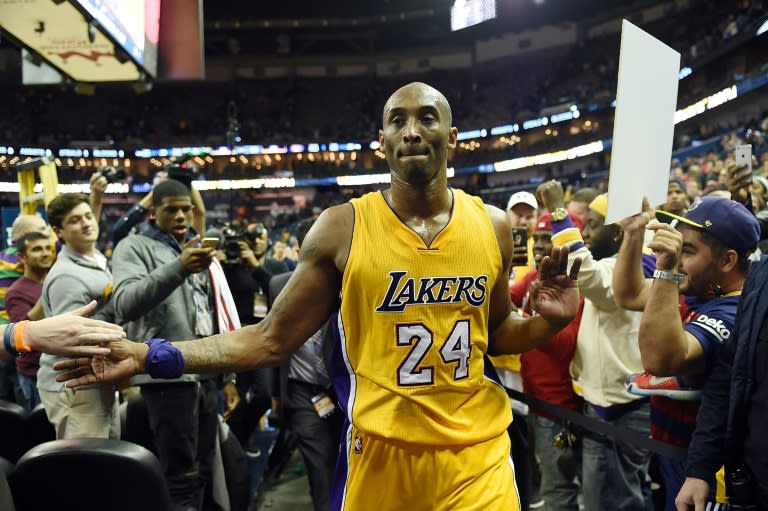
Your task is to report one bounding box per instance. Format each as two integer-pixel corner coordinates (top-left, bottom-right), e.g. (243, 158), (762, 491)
(382, 82), (453, 126)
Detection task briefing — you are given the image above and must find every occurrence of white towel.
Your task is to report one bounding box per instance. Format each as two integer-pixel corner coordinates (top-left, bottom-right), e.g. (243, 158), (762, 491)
(208, 258), (240, 511)
(208, 257), (241, 333)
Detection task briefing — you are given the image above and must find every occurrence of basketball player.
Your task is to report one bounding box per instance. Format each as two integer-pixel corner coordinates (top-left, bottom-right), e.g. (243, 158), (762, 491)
(55, 82), (581, 511)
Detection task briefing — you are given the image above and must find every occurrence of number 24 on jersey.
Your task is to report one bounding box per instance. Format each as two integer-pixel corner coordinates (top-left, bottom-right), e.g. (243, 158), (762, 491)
(396, 320), (471, 386)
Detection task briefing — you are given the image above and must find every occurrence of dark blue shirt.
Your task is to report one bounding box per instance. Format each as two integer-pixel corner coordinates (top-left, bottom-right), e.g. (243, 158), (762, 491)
(683, 295), (740, 373)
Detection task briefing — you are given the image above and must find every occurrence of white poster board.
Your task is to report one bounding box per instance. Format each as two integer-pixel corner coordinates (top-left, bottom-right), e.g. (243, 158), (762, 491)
(605, 20), (680, 224)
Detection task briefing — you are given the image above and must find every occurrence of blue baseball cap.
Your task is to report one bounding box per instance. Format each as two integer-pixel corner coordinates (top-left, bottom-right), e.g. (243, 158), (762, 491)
(656, 197), (760, 256)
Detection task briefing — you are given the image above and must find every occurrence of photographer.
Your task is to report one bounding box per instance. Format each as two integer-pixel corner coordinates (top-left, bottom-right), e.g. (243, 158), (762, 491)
(110, 169), (206, 247)
(221, 222), (288, 449)
(222, 222), (288, 325)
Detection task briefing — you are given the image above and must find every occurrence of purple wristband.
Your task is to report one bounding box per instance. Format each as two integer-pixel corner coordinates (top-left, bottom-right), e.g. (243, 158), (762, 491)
(144, 338), (185, 379)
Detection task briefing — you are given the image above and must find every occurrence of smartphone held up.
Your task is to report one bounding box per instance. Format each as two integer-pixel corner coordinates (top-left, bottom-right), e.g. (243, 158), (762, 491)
(511, 226), (529, 266)
(200, 237), (220, 250)
(734, 144), (753, 187)
(735, 144), (752, 170)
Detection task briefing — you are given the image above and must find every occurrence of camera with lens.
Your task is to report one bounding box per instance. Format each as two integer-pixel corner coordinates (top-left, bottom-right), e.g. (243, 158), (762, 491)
(220, 223), (269, 264)
(163, 154), (201, 189)
(167, 164), (199, 190)
(98, 165), (127, 184)
(221, 227), (244, 263)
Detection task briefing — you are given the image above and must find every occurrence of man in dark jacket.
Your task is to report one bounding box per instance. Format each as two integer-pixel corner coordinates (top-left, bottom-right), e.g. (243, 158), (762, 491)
(268, 217), (342, 511)
(677, 163), (768, 510)
(676, 255), (768, 510)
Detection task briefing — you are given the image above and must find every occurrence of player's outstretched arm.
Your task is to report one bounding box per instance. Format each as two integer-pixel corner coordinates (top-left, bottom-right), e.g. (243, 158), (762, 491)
(55, 205), (353, 386)
(486, 206), (581, 355)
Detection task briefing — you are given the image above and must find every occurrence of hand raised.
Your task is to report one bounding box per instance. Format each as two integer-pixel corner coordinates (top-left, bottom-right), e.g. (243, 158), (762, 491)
(620, 197), (653, 235)
(725, 162), (753, 205)
(536, 180), (565, 211)
(647, 221), (683, 272)
(529, 246), (581, 329)
(89, 172), (108, 194)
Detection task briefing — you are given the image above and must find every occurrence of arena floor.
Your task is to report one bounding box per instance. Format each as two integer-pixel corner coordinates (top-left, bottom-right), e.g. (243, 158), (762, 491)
(256, 474), (314, 511)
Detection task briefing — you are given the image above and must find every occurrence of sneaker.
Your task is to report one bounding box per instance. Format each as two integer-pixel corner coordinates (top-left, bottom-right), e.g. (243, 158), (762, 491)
(625, 372), (701, 400)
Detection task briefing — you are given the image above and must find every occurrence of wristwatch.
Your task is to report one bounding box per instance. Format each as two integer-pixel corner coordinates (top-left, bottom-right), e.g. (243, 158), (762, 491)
(550, 208), (569, 222)
(653, 269), (684, 283)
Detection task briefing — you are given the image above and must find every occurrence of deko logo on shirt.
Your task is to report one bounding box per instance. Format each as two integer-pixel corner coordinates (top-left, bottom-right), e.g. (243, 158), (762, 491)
(692, 313), (731, 341)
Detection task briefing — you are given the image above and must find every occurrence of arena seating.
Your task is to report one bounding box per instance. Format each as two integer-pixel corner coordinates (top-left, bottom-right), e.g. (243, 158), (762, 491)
(9, 438), (171, 511)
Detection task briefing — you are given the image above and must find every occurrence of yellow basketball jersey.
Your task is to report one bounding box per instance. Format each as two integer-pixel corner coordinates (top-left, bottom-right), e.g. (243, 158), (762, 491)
(336, 188), (512, 446)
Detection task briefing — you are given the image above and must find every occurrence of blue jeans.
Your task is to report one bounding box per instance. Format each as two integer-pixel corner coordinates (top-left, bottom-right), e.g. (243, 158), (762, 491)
(582, 402), (653, 511)
(534, 415), (580, 511)
(17, 373), (40, 412)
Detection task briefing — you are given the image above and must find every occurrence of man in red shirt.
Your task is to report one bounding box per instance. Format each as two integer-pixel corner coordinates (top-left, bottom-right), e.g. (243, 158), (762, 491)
(510, 211), (584, 511)
(6, 231), (53, 410)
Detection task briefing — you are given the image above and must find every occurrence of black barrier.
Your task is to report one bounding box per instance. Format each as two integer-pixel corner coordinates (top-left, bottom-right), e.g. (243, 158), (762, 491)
(505, 388), (689, 461)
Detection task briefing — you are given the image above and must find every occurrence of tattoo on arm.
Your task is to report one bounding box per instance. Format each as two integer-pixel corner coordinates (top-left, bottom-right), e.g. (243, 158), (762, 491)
(178, 336), (229, 372)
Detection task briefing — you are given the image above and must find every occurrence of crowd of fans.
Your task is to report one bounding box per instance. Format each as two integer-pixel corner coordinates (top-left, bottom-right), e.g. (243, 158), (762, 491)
(4, 113), (768, 510)
(1, 1), (768, 510)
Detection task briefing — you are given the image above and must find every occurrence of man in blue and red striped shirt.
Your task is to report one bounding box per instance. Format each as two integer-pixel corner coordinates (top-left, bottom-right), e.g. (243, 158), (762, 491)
(614, 196), (759, 510)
